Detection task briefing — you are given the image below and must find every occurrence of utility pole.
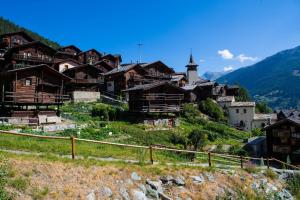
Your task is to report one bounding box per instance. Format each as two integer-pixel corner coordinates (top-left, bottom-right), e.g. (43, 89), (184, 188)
(137, 41), (143, 63)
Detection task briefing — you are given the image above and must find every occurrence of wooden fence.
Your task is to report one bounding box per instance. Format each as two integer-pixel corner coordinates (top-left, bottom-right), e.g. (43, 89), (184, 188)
(0, 130), (299, 170)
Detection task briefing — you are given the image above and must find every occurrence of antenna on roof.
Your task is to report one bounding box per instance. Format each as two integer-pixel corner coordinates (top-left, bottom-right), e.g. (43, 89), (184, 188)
(137, 41), (143, 63)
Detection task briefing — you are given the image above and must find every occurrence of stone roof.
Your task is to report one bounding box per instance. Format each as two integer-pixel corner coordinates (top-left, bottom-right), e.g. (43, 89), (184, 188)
(217, 96), (235, 102)
(181, 84), (197, 91)
(171, 74), (186, 82)
(230, 102), (255, 107)
(253, 113), (278, 121)
(104, 64), (139, 75)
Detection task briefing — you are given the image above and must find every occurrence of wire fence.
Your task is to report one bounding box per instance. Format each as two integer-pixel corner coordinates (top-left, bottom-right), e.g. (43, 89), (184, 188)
(0, 130), (299, 170)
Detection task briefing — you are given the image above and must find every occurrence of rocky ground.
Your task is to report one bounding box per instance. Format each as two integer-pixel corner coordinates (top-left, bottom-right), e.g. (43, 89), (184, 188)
(2, 154), (296, 200)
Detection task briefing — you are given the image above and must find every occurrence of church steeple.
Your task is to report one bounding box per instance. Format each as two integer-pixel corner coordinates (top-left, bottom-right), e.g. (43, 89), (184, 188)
(186, 53), (199, 85)
(186, 53), (198, 67)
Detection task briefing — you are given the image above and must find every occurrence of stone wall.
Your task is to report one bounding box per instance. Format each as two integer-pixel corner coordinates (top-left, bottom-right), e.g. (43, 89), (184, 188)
(72, 91), (100, 103)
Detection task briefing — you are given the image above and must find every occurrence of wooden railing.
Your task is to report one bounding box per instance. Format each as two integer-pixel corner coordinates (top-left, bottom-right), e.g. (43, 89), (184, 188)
(70, 79), (101, 84)
(0, 130), (299, 170)
(140, 93), (184, 101)
(140, 104), (182, 113)
(13, 54), (53, 63)
(3, 92), (70, 104)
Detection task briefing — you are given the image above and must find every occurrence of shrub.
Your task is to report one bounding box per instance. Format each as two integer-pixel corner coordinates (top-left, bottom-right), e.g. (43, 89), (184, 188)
(170, 133), (187, 148)
(188, 129), (208, 151)
(287, 174), (300, 198)
(199, 98), (225, 121)
(251, 128), (264, 137)
(264, 169), (277, 179)
(228, 145), (247, 156)
(181, 103), (207, 125)
(91, 103), (123, 121)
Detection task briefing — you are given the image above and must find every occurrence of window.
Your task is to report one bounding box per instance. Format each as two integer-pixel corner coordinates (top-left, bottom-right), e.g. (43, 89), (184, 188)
(236, 109), (239, 113)
(244, 109), (247, 113)
(64, 65), (69, 71)
(25, 78), (32, 86)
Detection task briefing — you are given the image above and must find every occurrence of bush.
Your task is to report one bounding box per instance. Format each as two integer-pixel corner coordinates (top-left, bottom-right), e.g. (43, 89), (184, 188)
(264, 169), (277, 179)
(228, 145), (247, 156)
(188, 129), (208, 151)
(251, 128), (264, 137)
(181, 103), (207, 125)
(199, 98), (225, 121)
(287, 174), (300, 198)
(91, 103), (123, 121)
(170, 133), (187, 148)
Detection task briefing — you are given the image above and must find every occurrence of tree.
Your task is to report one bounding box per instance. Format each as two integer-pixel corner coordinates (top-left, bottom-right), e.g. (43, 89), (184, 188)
(198, 98), (225, 121)
(256, 102), (272, 114)
(188, 129), (208, 151)
(236, 87), (251, 102)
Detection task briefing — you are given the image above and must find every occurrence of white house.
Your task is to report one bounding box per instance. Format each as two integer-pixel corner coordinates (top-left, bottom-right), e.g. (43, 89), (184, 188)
(228, 102), (256, 132)
(226, 99), (277, 132)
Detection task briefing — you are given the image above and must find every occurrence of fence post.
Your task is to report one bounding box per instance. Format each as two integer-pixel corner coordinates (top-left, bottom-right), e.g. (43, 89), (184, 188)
(240, 155), (243, 169)
(149, 145), (154, 164)
(208, 152), (212, 167)
(71, 136), (75, 160)
(267, 157), (270, 169)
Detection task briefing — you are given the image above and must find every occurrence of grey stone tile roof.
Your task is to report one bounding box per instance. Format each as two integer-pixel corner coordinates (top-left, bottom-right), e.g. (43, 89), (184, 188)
(217, 96), (235, 102)
(230, 102), (256, 107)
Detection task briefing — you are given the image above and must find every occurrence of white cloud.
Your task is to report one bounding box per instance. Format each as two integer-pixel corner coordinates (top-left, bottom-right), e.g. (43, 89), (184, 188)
(236, 54), (258, 63)
(199, 59), (205, 63)
(224, 66), (234, 72)
(218, 49), (234, 60)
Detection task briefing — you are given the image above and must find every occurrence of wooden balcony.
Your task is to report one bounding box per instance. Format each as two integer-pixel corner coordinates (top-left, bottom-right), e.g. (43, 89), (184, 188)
(12, 54), (53, 63)
(142, 93), (184, 101)
(2, 92), (70, 105)
(273, 145), (291, 154)
(140, 104), (182, 113)
(70, 79), (102, 84)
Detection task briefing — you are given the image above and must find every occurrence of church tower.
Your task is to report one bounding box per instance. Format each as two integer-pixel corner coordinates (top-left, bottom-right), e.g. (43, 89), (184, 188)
(186, 54), (199, 84)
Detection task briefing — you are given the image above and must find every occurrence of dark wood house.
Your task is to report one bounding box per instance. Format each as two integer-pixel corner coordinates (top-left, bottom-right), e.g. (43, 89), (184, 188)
(0, 31), (35, 49)
(0, 64), (70, 118)
(94, 60), (115, 74)
(62, 64), (103, 93)
(77, 49), (102, 65)
(2, 41), (57, 70)
(104, 64), (148, 95)
(123, 82), (185, 113)
(55, 45), (82, 62)
(141, 61), (175, 81)
(53, 58), (81, 73)
(264, 110), (300, 164)
(100, 54), (122, 69)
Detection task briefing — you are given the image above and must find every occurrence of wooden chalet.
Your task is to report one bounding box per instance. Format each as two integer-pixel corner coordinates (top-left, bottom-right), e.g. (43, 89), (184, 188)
(123, 82), (185, 114)
(55, 45), (82, 62)
(104, 64), (148, 95)
(141, 61), (175, 81)
(182, 81), (226, 102)
(2, 41), (57, 70)
(77, 49), (102, 65)
(0, 64), (70, 118)
(225, 85), (240, 96)
(0, 31), (35, 49)
(53, 58), (81, 73)
(264, 110), (300, 164)
(62, 64), (103, 93)
(100, 54), (122, 68)
(94, 60), (115, 74)
(171, 73), (187, 87)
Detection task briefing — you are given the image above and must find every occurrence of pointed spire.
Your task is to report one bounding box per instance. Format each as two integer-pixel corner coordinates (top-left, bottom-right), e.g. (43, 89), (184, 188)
(186, 53), (198, 67)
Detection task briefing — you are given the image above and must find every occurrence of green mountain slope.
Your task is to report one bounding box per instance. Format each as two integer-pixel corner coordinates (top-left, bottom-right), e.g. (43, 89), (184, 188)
(217, 46), (300, 109)
(0, 17), (60, 49)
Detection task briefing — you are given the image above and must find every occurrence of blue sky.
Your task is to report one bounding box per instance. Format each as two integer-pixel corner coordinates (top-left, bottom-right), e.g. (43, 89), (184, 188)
(1, 0), (300, 75)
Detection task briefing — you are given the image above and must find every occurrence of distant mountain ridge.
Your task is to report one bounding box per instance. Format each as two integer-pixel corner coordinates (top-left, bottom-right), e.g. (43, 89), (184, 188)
(0, 17), (60, 49)
(202, 70), (231, 81)
(217, 45), (300, 109)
